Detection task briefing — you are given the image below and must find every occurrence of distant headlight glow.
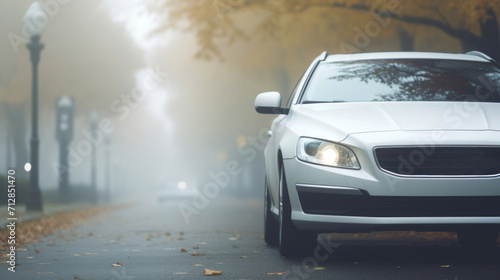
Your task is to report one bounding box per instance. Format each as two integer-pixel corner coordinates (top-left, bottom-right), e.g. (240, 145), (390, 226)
(177, 181), (187, 190)
(297, 138), (360, 169)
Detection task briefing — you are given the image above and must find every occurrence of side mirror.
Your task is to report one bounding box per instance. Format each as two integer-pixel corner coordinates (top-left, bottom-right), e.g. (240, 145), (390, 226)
(254, 92), (289, 114)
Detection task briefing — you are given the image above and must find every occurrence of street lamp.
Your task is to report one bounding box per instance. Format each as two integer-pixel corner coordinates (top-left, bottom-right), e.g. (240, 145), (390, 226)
(25, 1), (48, 212)
(90, 111), (99, 205)
(104, 134), (111, 203)
(56, 96), (75, 198)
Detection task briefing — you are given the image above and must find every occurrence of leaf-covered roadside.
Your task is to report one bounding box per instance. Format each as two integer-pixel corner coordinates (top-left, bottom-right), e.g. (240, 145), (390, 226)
(0, 205), (124, 253)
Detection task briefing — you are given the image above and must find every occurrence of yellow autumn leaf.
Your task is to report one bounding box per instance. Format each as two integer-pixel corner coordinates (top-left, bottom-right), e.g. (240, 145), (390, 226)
(204, 268), (223, 276)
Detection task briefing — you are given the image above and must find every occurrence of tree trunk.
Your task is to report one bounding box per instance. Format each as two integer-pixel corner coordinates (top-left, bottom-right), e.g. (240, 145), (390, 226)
(460, 39), (476, 54)
(275, 66), (291, 103)
(398, 28), (414, 51)
(4, 102), (29, 180)
(275, 48), (291, 105)
(477, 8), (500, 61)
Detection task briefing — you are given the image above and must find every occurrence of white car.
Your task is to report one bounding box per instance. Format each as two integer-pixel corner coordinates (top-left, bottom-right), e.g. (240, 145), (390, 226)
(255, 51), (500, 256)
(157, 181), (199, 203)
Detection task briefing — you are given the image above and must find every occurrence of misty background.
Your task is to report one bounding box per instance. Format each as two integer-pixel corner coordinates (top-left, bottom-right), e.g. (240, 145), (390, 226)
(1, 0), (499, 202)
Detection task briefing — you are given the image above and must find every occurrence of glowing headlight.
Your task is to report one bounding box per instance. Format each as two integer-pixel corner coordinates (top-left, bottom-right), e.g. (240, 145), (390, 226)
(297, 138), (360, 169)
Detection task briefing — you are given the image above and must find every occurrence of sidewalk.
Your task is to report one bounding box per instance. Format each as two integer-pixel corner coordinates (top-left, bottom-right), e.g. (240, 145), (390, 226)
(0, 202), (95, 228)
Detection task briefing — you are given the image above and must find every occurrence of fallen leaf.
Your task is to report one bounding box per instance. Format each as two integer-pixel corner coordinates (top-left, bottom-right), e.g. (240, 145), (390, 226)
(194, 264), (204, 267)
(440, 265), (451, 268)
(112, 262), (123, 267)
(174, 272), (188, 275)
(179, 232), (184, 236)
(87, 232), (93, 237)
(73, 274), (81, 280)
(191, 252), (206, 256)
(35, 249), (40, 254)
(266, 272), (286, 276)
(314, 267), (326, 270)
(180, 248), (187, 252)
(193, 246), (200, 249)
(240, 256), (248, 259)
(204, 269), (223, 276)
(165, 232), (171, 236)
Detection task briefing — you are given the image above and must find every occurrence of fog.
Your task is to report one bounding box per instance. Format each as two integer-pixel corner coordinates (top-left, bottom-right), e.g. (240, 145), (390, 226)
(0, 0), (276, 203)
(0, 0), (490, 205)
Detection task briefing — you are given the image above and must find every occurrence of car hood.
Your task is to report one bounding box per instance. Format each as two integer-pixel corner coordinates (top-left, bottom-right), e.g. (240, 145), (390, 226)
(291, 102), (500, 141)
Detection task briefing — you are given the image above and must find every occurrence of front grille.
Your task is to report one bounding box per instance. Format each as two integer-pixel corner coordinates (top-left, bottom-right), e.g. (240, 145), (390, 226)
(297, 190), (500, 217)
(374, 146), (500, 176)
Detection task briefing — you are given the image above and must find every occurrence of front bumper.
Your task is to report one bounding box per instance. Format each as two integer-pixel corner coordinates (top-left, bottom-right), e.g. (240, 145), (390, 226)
(283, 157), (500, 232)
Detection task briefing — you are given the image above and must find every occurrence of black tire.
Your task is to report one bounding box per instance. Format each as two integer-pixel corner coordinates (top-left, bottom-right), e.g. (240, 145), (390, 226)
(264, 178), (279, 246)
(457, 228), (498, 250)
(278, 164), (317, 257)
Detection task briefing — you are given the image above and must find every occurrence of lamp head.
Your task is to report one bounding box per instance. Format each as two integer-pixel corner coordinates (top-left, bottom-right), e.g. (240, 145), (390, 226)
(24, 1), (48, 38)
(57, 96), (74, 108)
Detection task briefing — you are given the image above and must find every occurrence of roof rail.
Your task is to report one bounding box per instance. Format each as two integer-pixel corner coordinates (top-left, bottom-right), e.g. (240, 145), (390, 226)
(318, 51), (328, 60)
(466, 51), (500, 68)
(466, 51), (493, 60)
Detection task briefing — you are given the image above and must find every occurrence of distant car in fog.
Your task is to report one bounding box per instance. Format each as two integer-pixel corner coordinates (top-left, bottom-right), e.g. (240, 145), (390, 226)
(157, 181), (199, 203)
(255, 51), (500, 256)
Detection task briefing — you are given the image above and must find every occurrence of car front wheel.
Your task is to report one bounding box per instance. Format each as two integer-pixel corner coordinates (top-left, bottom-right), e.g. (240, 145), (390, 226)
(264, 177), (279, 246)
(278, 163), (317, 257)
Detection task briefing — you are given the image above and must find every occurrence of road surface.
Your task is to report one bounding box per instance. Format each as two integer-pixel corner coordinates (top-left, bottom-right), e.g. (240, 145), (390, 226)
(2, 195), (499, 279)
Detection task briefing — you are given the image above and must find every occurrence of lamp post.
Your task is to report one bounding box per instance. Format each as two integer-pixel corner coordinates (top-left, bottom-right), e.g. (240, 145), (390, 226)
(56, 96), (74, 198)
(104, 134), (111, 203)
(25, 1), (47, 212)
(90, 111), (99, 205)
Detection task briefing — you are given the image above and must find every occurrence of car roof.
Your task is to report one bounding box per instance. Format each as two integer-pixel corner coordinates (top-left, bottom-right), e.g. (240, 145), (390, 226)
(324, 52), (489, 63)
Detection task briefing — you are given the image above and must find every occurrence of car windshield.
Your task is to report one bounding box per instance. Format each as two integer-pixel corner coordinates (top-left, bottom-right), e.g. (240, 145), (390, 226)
(301, 59), (500, 103)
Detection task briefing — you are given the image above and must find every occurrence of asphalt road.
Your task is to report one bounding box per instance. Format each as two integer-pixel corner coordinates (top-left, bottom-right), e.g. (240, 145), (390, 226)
(2, 194), (499, 280)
